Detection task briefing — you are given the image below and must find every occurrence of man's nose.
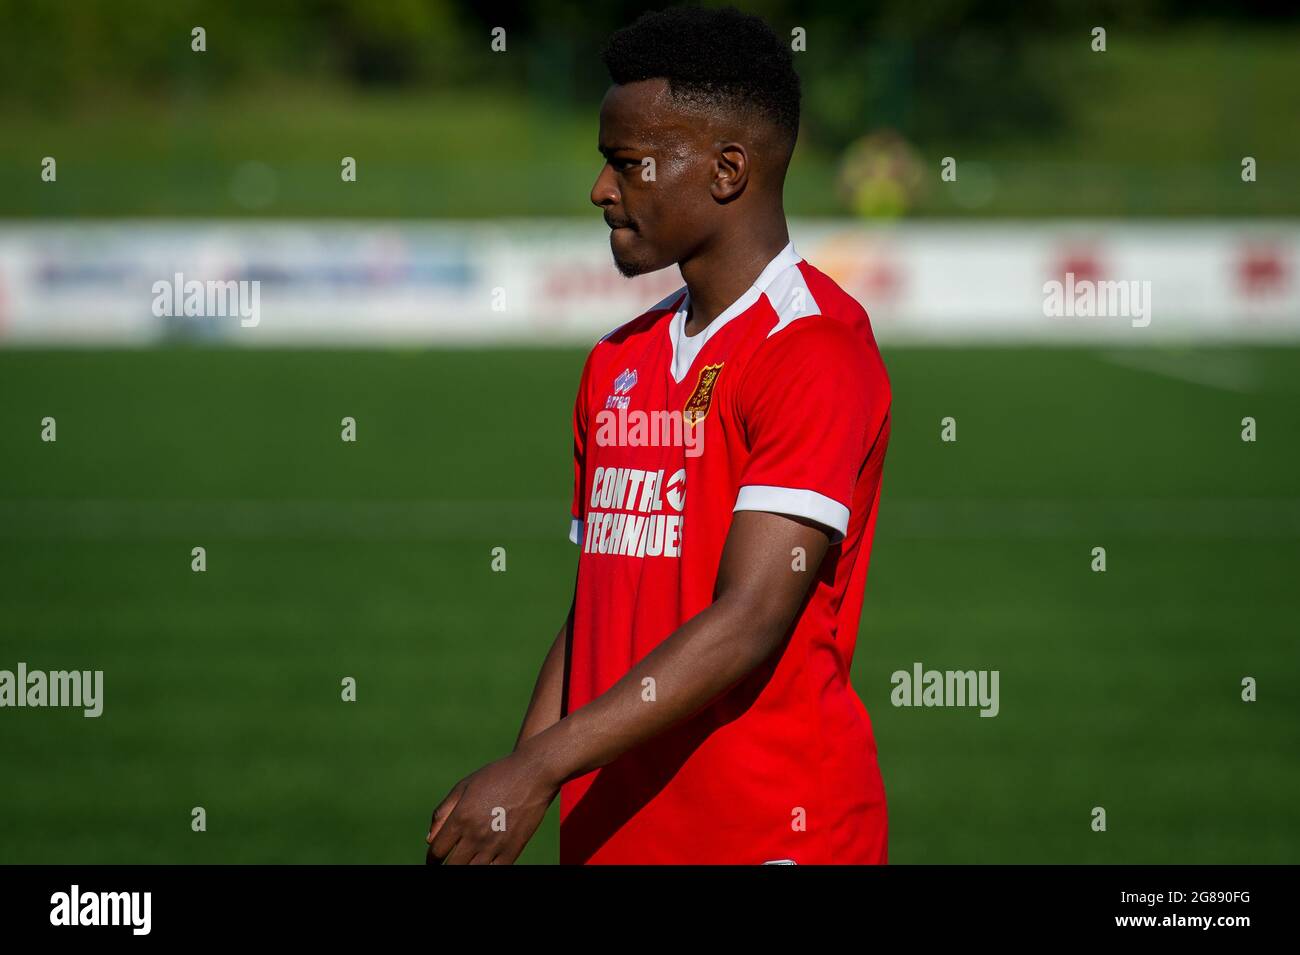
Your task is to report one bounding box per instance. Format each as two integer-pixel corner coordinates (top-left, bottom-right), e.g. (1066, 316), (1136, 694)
(591, 165), (619, 208)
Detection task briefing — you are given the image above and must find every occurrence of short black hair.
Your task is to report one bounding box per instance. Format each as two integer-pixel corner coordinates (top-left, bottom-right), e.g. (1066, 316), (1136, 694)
(601, 6), (801, 154)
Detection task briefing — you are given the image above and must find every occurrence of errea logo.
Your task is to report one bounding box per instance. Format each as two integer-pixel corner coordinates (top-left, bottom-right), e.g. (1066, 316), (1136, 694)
(605, 367), (638, 409)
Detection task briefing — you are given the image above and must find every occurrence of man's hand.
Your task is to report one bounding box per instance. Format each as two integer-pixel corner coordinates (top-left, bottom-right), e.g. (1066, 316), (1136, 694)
(426, 746), (560, 864)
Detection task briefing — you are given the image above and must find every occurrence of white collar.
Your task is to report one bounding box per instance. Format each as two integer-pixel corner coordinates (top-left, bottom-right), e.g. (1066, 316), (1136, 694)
(668, 240), (801, 383)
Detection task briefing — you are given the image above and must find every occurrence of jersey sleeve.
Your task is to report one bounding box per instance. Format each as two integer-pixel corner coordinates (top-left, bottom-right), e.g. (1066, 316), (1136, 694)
(733, 318), (876, 545)
(569, 347), (596, 546)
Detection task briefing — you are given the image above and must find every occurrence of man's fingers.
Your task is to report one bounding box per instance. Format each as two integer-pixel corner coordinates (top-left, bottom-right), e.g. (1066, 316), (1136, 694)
(427, 781), (467, 844)
(430, 781), (483, 861)
(442, 835), (478, 866)
(491, 844), (520, 865)
(429, 817), (463, 864)
(486, 832), (524, 866)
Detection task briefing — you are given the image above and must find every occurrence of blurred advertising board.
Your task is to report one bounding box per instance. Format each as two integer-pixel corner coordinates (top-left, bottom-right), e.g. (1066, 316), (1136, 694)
(0, 220), (1294, 345)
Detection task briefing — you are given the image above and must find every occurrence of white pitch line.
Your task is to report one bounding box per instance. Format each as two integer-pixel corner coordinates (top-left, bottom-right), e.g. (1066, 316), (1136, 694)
(1096, 349), (1259, 394)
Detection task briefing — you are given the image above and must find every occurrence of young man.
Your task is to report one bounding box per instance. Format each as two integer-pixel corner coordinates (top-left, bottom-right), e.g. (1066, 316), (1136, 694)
(428, 6), (891, 865)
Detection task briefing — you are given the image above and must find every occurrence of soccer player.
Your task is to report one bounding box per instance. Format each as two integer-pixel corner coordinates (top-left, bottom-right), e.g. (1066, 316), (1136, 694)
(427, 6), (892, 865)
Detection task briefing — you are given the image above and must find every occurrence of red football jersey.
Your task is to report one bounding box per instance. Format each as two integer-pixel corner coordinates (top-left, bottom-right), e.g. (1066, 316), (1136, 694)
(561, 241), (892, 864)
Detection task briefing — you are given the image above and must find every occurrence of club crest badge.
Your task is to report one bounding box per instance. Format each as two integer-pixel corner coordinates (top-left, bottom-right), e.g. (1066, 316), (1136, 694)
(683, 362), (724, 427)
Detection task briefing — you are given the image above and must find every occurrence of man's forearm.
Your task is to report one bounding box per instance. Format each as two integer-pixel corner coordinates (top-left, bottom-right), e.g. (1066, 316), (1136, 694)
(516, 594), (787, 786)
(513, 613), (571, 751)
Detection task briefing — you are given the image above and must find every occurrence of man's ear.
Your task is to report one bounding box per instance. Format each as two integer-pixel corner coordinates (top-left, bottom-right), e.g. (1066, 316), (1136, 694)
(711, 142), (749, 202)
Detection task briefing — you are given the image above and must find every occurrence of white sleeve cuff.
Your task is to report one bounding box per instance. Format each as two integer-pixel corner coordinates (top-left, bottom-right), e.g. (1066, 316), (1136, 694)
(569, 517), (583, 545)
(733, 485), (850, 544)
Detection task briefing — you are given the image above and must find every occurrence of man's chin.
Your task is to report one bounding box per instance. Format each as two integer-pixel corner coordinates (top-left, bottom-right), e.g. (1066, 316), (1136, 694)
(610, 229), (670, 278)
(614, 256), (650, 278)
(611, 246), (665, 279)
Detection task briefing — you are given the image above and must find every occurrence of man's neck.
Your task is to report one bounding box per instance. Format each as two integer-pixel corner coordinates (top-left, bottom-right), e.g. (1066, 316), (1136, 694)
(680, 216), (790, 336)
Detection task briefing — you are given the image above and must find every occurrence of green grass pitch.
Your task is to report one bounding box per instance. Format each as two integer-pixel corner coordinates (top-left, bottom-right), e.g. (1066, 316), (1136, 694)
(1, 345), (1297, 863)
